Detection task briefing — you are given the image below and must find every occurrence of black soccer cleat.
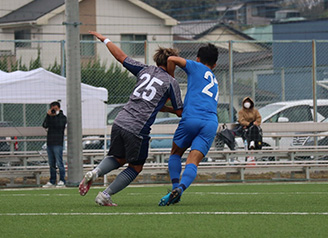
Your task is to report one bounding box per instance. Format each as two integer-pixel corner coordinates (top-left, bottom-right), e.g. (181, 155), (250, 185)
(167, 188), (182, 205)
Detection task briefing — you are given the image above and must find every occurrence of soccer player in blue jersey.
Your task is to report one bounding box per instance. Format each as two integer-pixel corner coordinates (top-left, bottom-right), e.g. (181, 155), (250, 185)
(79, 31), (183, 206)
(159, 43), (219, 206)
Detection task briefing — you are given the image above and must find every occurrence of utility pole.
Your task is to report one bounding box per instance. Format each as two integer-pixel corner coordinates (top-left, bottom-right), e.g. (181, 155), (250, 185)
(64, 0), (83, 186)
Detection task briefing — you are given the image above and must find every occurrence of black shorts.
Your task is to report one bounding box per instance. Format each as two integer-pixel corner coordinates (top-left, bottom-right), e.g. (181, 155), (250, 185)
(107, 124), (150, 165)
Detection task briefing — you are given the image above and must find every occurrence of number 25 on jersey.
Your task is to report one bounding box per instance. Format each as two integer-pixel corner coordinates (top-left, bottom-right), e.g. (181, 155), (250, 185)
(133, 73), (163, 101)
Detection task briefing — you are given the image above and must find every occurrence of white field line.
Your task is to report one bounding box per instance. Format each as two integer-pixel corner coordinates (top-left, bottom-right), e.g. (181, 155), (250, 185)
(1, 212), (328, 216)
(1, 181), (328, 192)
(1, 192), (328, 197)
(191, 192), (328, 195)
(128, 192), (328, 196)
(0, 194), (70, 197)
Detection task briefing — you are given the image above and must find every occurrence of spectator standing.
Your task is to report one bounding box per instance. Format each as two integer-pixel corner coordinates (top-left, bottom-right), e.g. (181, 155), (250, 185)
(42, 101), (67, 188)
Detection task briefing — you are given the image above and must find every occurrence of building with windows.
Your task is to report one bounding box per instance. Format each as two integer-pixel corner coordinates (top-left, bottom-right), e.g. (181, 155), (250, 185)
(172, 19), (275, 107)
(256, 18), (328, 102)
(0, 0), (177, 68)
(213, 0), (279, 26)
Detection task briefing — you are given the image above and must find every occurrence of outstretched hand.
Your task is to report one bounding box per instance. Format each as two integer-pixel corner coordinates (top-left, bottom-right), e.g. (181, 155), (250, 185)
(89, 31), (106, 42)
(89, 30), (127, 64)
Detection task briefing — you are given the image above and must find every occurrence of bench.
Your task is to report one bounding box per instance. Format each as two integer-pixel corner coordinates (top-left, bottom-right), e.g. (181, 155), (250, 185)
(147, 147), (328, 163)
(134, 160), (328, 182)
(1, 159), (328, 186)
(1, 123), (328, 185)
(198, 161), (328, 181)
(0, 167), (47, 186)
(0, 164), (169, 186)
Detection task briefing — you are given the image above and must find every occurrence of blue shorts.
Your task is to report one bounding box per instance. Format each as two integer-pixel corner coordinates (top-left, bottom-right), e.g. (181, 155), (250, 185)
(173, 118), (218, 156)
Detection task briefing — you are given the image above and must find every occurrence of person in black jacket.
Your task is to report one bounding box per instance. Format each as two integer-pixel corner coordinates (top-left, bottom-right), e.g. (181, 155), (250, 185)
(42, 101), (67, 188)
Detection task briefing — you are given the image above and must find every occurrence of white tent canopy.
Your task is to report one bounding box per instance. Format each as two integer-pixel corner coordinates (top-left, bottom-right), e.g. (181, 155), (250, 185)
(0, 68), (108, 129)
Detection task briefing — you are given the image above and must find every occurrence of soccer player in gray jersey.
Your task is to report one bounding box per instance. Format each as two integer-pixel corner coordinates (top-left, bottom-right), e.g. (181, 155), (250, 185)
(79, 31), (183, 206)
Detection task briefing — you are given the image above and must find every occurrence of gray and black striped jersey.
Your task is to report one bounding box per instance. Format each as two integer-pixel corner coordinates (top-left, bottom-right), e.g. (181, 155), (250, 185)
(113, 57), (183, 135)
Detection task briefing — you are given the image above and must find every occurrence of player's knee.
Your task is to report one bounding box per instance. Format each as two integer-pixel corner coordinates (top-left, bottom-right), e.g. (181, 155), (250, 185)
(129, 164), (143, 173)
(170, 142), (185, 156)
(186, 150), (204, 166)
(114, 157), (126, 166)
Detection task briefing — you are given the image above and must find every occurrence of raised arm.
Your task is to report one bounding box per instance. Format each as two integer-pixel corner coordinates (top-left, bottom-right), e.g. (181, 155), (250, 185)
(89, 31), (127, 64)
(167, 56), (187, 77)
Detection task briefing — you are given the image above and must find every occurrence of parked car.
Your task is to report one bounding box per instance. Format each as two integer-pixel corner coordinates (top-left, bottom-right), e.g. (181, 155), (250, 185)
(107, 103), (179, 125)
(106, 102), (237, 150)
(150, 118), (180, 149)
(294, 117), (328, 147)
(259, 99), (328, 123)
(82, 136), (108, 150)
(107, 103), (126, 125)
(41, 137), (67, 152)
(233, 100), (328, 150)
(151, 103), (237, 149)
(292, 117), (328, 160)
(107, 102), (237, 125)
(42, 135), (108, 152)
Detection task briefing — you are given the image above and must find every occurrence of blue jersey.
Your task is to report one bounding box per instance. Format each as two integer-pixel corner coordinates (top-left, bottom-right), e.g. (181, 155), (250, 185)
(182, 60), (218, 122)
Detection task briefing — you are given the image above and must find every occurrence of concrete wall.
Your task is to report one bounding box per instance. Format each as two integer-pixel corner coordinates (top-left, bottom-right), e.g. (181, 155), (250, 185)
(96, 0), (174, 66)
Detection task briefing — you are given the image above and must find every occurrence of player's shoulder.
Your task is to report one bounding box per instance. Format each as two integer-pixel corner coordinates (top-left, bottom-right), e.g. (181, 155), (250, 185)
(153, 66), (176, 81)
(161, 71), (178, 85)
(186, 60), (207, 71)
(186, 59), (203, 65)
(186, 59), (198, 67)
(124, 56), (148, 67)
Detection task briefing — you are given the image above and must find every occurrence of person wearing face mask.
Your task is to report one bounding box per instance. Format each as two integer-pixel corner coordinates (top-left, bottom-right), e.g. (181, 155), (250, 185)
(42, 101), (67, 188)
(237, 97), (262, 149)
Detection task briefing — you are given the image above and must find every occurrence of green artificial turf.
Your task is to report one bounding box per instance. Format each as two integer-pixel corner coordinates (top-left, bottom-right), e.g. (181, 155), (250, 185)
(1, 183), (328, 238)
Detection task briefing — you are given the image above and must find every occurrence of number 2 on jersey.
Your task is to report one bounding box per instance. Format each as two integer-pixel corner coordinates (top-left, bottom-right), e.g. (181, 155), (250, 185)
(202, 71), (219, 101)
(133, 73), (163, 101)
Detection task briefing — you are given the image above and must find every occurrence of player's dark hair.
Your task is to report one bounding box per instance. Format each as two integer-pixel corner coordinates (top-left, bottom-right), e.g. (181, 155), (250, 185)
(197, 43), (218, 67)
(153, 47), (179, 67)
(50, 101), (61, 108)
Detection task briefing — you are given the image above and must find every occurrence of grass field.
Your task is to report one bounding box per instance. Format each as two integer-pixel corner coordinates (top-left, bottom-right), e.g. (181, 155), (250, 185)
(1, 182), (328, 238)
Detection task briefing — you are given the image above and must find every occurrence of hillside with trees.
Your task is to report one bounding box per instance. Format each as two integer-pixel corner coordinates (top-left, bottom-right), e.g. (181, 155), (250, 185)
(142, 0), (328, 21)
(141, 0), (220, 20)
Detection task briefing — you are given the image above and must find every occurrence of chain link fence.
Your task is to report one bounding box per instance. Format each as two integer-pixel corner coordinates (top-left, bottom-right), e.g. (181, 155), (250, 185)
(1, 39), (328, 155)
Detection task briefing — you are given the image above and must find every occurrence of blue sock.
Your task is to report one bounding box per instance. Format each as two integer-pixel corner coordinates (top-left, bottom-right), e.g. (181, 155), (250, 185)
(179, 163), (197, 194)
(168, 154), (182, 190)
